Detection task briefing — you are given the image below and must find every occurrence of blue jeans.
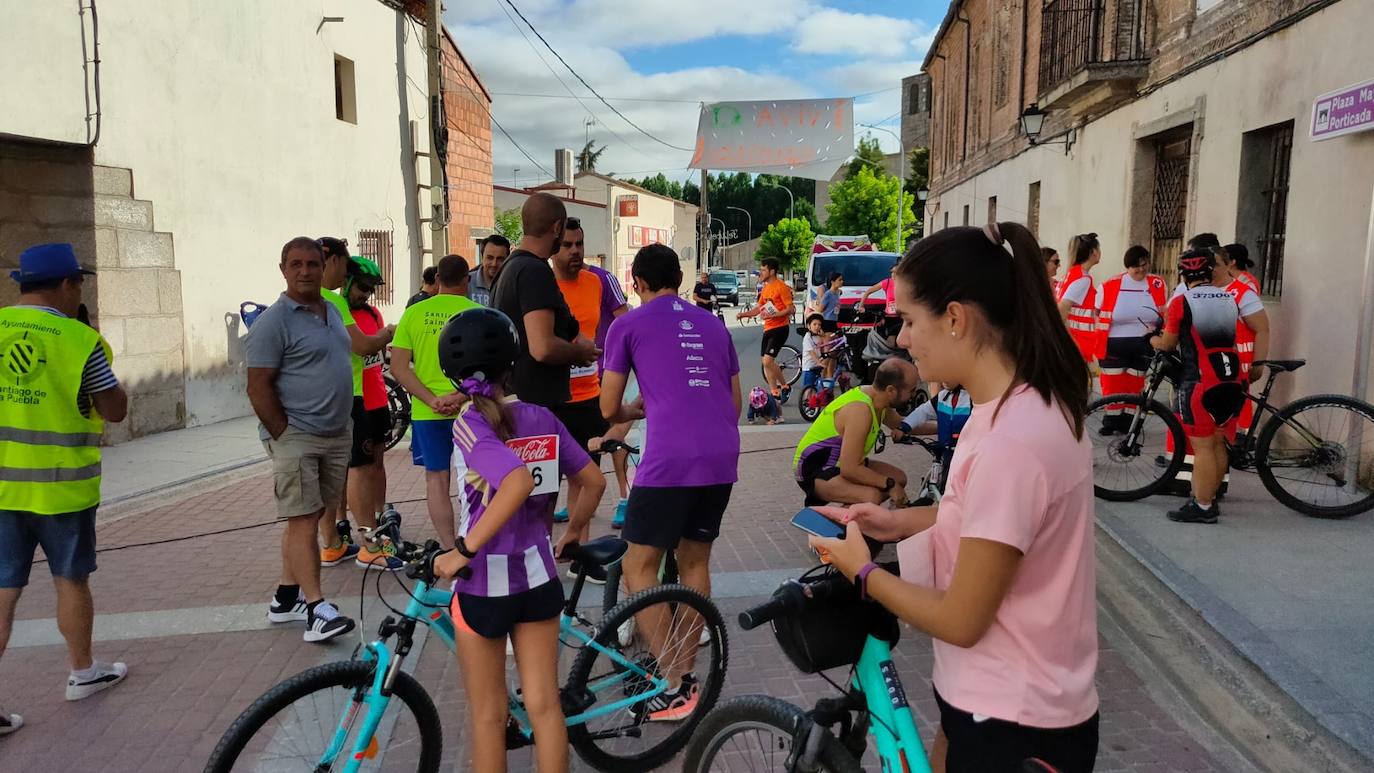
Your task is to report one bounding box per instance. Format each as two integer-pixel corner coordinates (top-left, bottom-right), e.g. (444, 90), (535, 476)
(0, 508), (98, 587)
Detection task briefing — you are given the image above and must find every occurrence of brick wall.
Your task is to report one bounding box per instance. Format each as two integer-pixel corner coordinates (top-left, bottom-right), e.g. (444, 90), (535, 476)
(927, 0), (1338, 197)
(441, 36), (493, 259)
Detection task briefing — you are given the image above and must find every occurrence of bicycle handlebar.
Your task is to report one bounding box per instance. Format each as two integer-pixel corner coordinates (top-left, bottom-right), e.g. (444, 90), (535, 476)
(364, 509), (472, 582)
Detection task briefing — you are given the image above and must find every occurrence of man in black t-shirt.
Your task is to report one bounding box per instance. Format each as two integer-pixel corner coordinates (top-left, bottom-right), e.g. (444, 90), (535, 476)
(491, 193), (599, 408)
(692, 271), (717, 310)
(405, 265), (438, 308)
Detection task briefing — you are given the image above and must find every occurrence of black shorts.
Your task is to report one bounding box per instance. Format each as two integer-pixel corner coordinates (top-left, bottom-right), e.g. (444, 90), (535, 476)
(622, 484), (733, 548)
(796, 449), (844, 506)
(350, 397), (391, 468)
(935, 688), (1099, 773)
(452, 580), (564, 639)
(761, 326), (790, 358)
(1100, 335), (1153, 371)
(552, 398), (611, 459)
(877, 316), (903, 339)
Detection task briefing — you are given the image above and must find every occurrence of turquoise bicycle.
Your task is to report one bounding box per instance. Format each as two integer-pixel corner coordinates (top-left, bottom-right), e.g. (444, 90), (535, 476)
(205, 512), (729, 772)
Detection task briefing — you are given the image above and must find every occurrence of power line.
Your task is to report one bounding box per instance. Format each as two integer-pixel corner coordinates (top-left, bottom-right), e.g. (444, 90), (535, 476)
(501, 0), (695, 153)
(490, 91), (701, 104)
(491, 0), (658, 161)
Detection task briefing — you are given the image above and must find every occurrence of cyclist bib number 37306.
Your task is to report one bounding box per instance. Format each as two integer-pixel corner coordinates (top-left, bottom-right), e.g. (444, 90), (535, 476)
(506, 434), (559, 496)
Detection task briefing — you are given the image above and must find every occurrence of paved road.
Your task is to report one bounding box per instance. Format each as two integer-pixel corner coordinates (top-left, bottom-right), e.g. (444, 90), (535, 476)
(1, 429), (1236, 771)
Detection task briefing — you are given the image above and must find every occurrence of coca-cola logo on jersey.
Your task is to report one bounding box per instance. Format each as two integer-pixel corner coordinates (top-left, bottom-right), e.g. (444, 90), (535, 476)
(507, 435), (558, 463)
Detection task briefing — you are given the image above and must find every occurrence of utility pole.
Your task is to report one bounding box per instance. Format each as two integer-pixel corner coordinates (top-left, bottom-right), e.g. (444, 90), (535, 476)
(425, 0), (449, 258)
(698, 168), (710, 271)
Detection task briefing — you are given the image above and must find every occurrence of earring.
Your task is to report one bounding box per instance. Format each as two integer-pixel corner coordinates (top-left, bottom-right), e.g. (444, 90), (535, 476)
(950, 331), (956, 338)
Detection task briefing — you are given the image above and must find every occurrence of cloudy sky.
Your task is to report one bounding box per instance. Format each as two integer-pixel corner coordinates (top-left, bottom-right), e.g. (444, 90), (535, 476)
(445, 0), (945, 188)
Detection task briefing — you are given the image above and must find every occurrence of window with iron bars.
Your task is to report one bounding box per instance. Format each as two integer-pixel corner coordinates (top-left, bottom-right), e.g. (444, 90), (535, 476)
(1236, 121), (1293, 297)
(357, 229), (395, 305)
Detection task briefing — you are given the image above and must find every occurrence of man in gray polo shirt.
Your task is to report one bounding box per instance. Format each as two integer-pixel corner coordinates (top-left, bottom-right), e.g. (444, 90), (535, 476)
(244, 236), (356, 643)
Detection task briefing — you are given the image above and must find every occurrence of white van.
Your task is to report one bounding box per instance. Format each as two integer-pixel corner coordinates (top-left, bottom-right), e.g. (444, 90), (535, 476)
(804, 235), (899, 329)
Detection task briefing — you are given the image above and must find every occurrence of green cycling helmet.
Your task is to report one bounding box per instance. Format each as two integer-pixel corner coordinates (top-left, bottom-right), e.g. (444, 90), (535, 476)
(344, 256), (384, 295)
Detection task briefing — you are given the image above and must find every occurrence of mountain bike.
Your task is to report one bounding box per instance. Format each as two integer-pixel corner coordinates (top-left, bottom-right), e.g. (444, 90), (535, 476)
(1089, 353), (1374, 518)
(797, 338), (856, 423)
(205, 512), (729, 772)
(887, 433), (953, 504)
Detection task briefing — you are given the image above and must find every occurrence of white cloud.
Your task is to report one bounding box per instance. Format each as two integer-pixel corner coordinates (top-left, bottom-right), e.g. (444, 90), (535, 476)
(823, 59), (924, 96)
(792, 10), (929, 59)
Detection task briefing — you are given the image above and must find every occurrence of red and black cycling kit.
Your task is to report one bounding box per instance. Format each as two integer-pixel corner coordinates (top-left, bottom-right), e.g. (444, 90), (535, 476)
(1164, 286), (1245, 438)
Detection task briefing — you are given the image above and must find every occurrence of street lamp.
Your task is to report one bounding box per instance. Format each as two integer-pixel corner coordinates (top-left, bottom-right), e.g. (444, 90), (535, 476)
(726, 206), (752, 243)
(763, 179), (794, 220)
(710, 216), (728, 264)
(1019, 104), (1076, 154)
(859, 123), (905, 252)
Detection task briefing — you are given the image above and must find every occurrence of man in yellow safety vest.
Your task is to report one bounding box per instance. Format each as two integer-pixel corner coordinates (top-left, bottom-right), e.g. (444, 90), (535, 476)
(0, 243), (130, 736)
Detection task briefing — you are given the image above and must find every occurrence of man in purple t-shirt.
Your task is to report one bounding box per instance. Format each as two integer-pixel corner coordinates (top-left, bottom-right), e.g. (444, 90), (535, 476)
(600, 244), (741, 715)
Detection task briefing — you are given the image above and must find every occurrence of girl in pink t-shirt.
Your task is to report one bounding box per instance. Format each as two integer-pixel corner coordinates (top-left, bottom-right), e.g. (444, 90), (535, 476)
(812, 222), (1100, 773)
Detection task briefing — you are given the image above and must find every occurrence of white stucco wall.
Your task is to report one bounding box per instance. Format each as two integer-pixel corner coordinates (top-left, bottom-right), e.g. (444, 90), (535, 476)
(2, 1), (435, 426)
(572, 175), (697, 294)
(929, 0), (1374, 403)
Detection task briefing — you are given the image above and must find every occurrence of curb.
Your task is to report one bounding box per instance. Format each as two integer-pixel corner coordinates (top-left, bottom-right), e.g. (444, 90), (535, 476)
(1097, 515), (1374, 764)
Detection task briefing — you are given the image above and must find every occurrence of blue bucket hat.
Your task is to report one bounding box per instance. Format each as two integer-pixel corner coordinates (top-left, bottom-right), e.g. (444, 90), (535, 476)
(9, 243), (96, 284)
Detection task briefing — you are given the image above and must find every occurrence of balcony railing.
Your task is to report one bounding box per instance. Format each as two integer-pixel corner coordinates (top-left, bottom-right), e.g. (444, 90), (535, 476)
(1039, 0), (1145, 97)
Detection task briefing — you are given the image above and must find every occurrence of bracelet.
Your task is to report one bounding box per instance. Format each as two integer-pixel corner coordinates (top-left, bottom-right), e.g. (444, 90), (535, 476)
(455, 536), (477, 559)
(855, 562), (880, 600)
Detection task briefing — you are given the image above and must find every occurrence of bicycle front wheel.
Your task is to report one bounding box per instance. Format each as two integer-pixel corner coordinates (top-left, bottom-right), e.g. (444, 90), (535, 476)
(204, 660), (442, 773)
(682, 695), (864, 773)
(385, 375), (411, 452)
(1088, 394), (1186, 501)
(567, 584), (729, 772)
(774, 344), (802, 387)
(798, 386), (822, 422)
(1256, 394), (1374, 518)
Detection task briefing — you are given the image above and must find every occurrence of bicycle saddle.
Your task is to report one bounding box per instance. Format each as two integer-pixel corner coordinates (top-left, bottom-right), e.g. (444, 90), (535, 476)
(560, 535), (627, 567)
(1255, 359), (1305, 373)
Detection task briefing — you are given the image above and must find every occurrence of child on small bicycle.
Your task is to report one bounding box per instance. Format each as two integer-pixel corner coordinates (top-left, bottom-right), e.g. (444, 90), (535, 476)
(433, 307), (606, 773)
(801, 313), (842, 388)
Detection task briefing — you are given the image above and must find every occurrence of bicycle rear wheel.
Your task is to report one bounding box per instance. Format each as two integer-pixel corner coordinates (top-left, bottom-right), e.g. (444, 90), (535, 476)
(798, 386), (822, 422)
(1255, 394), (1374, 518)
(682, 695), (864, 773)
(773, 345), (802, 387)
(385, 375), (411, 451)
(1087, 394), (1186, 501)
(567, 584), (728, 772)
(204, 659), (442, 773)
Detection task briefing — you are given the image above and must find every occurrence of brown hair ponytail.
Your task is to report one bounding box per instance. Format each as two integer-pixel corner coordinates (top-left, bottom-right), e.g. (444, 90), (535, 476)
(463, 374), (517, 441)
(896, 223), (1089, 438)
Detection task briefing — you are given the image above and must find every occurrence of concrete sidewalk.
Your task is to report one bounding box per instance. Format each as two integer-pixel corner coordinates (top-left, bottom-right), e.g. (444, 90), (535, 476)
(1097, 476), (1374, 760)
(101, 415), (266, 505)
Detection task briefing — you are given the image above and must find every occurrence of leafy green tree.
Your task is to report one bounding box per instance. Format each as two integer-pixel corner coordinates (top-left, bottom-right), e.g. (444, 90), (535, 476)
(845, 136), (889, 180)
(576, 140), (605, 172)
(494, 207), (523, 243)
(755, 217), (815, 272)
(824, 166), (915, 252)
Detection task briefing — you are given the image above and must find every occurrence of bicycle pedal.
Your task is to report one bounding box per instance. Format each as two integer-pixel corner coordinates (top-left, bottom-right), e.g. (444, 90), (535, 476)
(504, 716), (532, 750)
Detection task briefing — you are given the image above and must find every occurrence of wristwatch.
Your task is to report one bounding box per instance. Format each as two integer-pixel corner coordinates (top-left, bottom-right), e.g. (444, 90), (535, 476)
(455, 536), (478, 559)
(855, 562), (880, 600)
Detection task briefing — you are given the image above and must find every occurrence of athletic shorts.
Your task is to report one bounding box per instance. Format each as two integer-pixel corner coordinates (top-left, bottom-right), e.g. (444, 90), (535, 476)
(935, 688), (1099, 773)
(795, 448), (845, 506)
(877, 316), (903, 339)
(622, 484), (733, 549)
(1100, 335), (1153, 372)
(412, 418), (455, 473)
(350, 397), (391, 468)
(761, 326), (790, 359)
(263, 425), (350, 518)
(451, 580), (564, 639)
(0, 508), (98, 587)
(552, 398), (610, 460)
(1177, 380), (1244, 439)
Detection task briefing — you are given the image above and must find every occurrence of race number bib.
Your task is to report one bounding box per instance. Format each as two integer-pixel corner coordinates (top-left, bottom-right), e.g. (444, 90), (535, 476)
(506, 434), (559, 496)
(570, 363), (598, 380)
(762, 300), (780, 318)
(363, 351), (383, 370)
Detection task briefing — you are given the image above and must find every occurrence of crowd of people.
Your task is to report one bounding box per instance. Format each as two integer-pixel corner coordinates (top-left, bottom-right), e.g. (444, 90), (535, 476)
(0, 193), (1275, 772)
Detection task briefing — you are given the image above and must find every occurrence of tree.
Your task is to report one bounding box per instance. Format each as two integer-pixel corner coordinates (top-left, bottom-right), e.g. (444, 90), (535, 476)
(824, 166), (916, 252)
(622, 172), (683, 200)
(904, 146), (930, 232)
(755, 217), (815, 272)
(494, 207), (522, 243)
(845, 136), (889, 180)
(576, 140), (605, 172)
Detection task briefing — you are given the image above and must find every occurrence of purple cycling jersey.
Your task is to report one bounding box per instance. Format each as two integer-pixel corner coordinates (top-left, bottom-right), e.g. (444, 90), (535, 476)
(602, 294), (740, 487)
(451, 398), (591, 597)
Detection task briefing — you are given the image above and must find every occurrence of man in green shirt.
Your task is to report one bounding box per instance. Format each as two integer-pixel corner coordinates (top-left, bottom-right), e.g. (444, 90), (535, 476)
(391, 254), (478, 548)
(316, 237), (394, 563)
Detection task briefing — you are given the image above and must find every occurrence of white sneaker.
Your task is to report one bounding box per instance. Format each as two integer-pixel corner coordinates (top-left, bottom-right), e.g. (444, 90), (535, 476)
(304, 601), (356, 643)
(0, 709), (22, 736)
(66, 661), (128, 701)
(267, 592), (309, 623)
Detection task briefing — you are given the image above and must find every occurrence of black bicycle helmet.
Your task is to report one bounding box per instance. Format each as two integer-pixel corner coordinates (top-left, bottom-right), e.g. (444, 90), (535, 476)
(1178, 248), (1214, 283)
(438, 307), (521, 385)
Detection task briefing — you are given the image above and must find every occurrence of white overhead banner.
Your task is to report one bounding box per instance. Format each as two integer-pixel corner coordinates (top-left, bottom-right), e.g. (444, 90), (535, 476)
(689, 98), (854, 181)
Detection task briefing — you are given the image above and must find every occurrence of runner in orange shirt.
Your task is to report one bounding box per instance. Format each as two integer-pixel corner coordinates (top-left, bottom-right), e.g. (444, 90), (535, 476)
(738, 258), (795, 401)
